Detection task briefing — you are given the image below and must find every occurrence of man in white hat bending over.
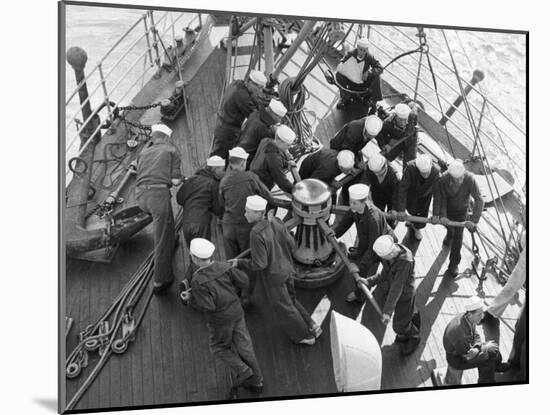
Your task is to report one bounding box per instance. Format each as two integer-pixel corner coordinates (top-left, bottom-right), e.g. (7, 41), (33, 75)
(432, 159), (484, 278)
(362, 235), (420, 356)
(443, 295), (507, 384)
(394, 154), (441, 240)
(181, 238), (263, 394)
(239, 98), (288, 167)
(176, 155), (226, 246)
(377, 102), (418, 167)
(230, 195), (322, 345)
(250, 124), (296, 195)
(332, 184), (396, 303)
(211, 70), (267, 158)
(219, 146), (273, 261)
(361, 153), (400, 228)
(136, 123), (183, 295)
(335, 37), (383, 109)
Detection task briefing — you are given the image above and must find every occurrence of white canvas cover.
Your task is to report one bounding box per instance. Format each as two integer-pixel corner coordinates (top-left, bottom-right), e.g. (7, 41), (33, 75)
(330, 311), (382, 392)
(336, 57), (365, 85)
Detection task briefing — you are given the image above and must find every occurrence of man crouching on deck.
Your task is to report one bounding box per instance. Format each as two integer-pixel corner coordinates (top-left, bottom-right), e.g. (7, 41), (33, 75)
(362, 235), (421, 356)
(181, 238), (264, 395)
(230, 195), (322, 345)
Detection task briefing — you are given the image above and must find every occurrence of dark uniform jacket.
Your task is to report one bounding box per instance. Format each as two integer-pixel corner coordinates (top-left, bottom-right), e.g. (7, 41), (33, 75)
(250, 138), (294, 193)
(238, 107), (277, 158)
(218, 80), (258, 127)
(236, 218), (295, 286)
(443, 312), (482, 358)
(340, 50), (383, 77)
(396, 160), (441, 212)
(329, 117), (369, 162)
(433, 171), (484, 222)
(176, 167), (222, 225)
(136, 142), (182, 187)
(298, 149), (341, 185)
(370, 244), (415, 316)
(189, 261), (249, 325)
(333, 204), (396, 276)
(377, 112), (418, 163)
(361, 164), (400, 211)
(219, 170), (272, 225)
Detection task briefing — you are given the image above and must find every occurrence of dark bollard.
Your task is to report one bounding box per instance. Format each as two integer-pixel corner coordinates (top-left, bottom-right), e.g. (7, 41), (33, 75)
(439, 69), (485, 126)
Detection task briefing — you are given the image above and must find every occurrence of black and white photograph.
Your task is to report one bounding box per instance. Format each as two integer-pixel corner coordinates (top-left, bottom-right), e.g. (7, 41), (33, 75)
(59, 0), (527, 412)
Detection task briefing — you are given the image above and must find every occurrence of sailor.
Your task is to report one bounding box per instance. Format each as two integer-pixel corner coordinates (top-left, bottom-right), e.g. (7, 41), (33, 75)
(210, 70), (267, 158)
(377, 103), (418, 165)
(330, 114), (384, 162)
(332, 184), (396, 303)
(298, 148), (356, 198)
(362, 235), (421, 356)
(136, 123), (182, 295)
(432, 159), (484, 278)
(218, 146), (273, 261)
(231, 195), (322, 345)
(238, 99), (288, 167)
(443, 296), (507, 384)
(176, 155), (226, 246)
(249, 124), (296, 195)
(181, 238), (263, 393)
(393, 154), (441, 240)
(361, 153), (399, 228)
(334, 37), (383, 109)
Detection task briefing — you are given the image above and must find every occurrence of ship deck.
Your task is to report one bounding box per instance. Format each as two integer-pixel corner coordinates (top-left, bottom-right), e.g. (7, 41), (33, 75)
(64, 24), (526, 412)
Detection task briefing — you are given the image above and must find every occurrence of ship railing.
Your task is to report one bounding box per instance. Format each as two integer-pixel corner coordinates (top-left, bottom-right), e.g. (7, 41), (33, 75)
(335, 23), (525, 277)
(337, 24), (526, 194)
(65, 10), (202, 178)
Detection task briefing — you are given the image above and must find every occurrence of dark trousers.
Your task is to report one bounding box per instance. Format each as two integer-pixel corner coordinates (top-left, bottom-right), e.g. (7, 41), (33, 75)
(372, 192), (396, 229)
(407, 196), (432, 229)
(182, 222), (211, 247)
(222, 222), (253, 260)
(445, 213), (467, 268)
(137, 188), (175, 284)
(209, 306), (262, 382)
(211, 120), (242, 159)
(508, 304), (526, 367)
(446, 349), (502, 384)
(263, 276), (314, 343)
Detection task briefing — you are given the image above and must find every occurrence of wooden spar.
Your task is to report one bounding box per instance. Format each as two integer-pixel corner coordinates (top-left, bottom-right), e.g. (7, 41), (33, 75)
(268, 20), (317, 86)
(316, 218), (383, 318)
(263, 22), (274, 75)
(330, 206), (469, 228)
(66, 47), (101, 228)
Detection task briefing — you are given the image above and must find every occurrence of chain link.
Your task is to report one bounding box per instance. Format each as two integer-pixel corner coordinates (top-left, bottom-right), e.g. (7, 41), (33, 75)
(118, 101), (163, 112)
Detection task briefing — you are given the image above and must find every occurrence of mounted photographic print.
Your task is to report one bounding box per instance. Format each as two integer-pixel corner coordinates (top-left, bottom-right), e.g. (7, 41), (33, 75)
(60, 0), (527, 412)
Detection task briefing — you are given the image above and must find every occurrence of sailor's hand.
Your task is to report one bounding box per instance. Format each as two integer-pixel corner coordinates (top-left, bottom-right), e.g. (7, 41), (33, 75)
(465, 220), (477, 232)
(395, 211), (407, 221)
(381, 313), (391, 325)
(440, 217), (450, 226)
(287, 160), (297, 168)
(347, 263), (360, 275)
(430, 215), (440, 224)
(330, 180), (343, 191)
(227, 259), (239, 268)
(180, 289), (192, 303)
(380, 144), (392, 156)
(365, 276), (378, 288)
(484, 340), (499, 353)
(171, 178), (183, 186)
(356, 160), (367, 171)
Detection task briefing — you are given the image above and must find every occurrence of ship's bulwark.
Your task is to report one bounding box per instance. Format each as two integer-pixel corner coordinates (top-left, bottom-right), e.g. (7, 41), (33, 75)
(65, 28), (525, 412)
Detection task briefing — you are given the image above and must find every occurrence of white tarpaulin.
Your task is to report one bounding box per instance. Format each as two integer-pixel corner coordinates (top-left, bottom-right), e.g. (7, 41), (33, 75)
(330, 310), (382, 392)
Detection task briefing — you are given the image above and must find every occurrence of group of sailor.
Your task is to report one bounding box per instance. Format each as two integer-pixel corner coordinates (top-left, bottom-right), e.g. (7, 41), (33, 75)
(134, 37), (522, 392)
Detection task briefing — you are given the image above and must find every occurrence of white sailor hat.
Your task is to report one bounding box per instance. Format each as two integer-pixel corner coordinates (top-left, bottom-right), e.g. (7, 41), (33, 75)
(464, 296), (485, 312)
(151, 123), (173, 137)
(415, 154), (432, 174)
(361, 140), (381, 161)
(356, 37), (369, 49)
(364, 115), (383, 137)
(206, 155), (225, 167)
(337, 150), (355, 169)
(373, 235), (395, 257)
(249, 70), (267, 86)
(368, 154), (386, 173)
(228, 146), (249, 160)
(448, 159), (466, 178)
(275, 125), (296, 144)
(395, 103), (411, 119)
(348, 183), (369, 201)
(246, 195), (268, 211)
(190, 238), (215, 259)
(268, 99), (288, 118)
